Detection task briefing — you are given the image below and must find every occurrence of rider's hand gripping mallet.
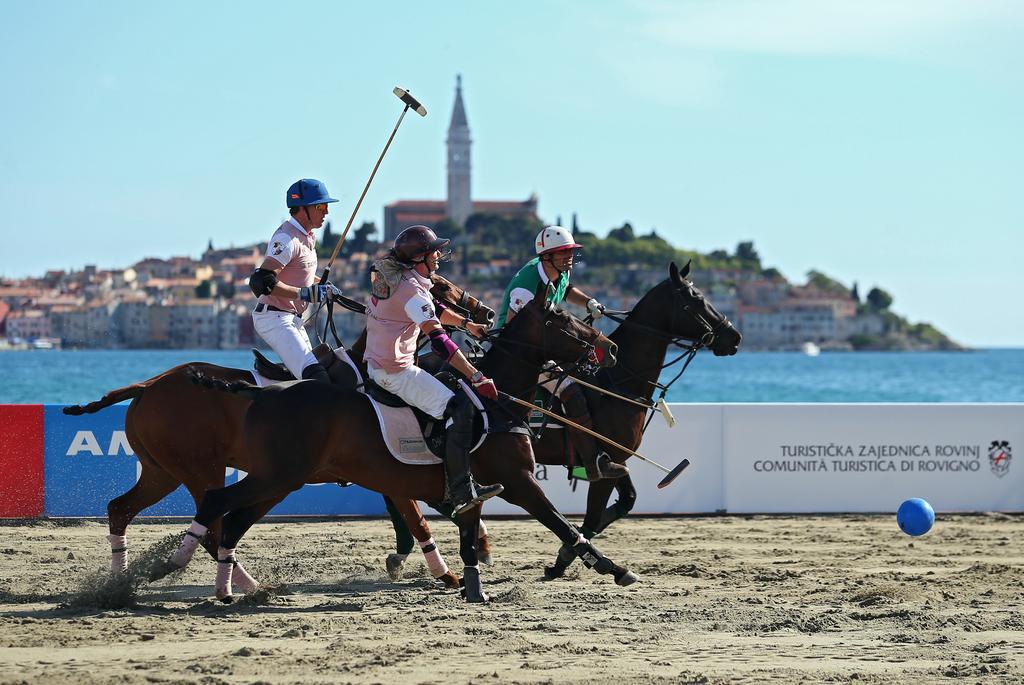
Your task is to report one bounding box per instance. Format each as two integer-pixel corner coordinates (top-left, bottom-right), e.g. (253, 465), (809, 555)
(498, 391), (690, 488)
(319, 87), (428, 284)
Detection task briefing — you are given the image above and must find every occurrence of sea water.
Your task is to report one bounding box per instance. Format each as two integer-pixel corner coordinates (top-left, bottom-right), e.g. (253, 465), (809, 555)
(1, 348), (1022, 405)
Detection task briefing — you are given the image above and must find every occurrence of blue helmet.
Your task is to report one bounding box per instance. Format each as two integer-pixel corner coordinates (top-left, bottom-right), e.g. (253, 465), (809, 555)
(286, 179), (339, 208)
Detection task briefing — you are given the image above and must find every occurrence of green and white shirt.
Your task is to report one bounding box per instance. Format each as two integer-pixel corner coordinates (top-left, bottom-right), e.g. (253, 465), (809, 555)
(496, 257), (571, 328)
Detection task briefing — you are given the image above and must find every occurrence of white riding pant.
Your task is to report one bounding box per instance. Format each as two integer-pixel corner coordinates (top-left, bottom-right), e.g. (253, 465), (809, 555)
(539, 363), (576, 399)
(368, 364), (454, 420)
(252, 309), (318, 379)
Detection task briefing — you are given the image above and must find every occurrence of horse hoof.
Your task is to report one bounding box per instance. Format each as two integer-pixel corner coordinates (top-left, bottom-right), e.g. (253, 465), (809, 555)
(461, 566), (489, 603)
(216, 589), (233, 604)
(543, 565), (565, 580)
(478, 551), (492, 566)
(437, 571), (461, 589)
(615, 570), (639, 587)
(385, 553), (407, 581)
(148, 558), (180, 582)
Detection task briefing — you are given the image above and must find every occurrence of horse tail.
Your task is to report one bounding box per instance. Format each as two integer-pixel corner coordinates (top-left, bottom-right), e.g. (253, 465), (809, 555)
(187, 365), (263, 401)
(63, 383), (147, 416)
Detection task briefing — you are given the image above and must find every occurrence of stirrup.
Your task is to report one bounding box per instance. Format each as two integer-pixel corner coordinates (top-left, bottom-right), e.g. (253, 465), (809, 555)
(453, 483), (504, 515)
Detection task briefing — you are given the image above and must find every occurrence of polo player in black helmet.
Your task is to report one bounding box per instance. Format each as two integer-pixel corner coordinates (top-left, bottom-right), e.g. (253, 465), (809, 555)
(365, 225), (502, 514)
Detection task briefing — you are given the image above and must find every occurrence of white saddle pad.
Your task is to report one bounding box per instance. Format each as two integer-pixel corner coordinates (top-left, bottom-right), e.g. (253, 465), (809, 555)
(367, 379), (489, 466)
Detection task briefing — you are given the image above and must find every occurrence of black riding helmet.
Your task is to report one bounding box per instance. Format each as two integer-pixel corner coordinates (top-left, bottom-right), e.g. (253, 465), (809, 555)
(393, 225), (451, 265)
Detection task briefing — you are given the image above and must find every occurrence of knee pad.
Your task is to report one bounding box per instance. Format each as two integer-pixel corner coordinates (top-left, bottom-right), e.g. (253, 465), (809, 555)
(301, 363), (330, 383)
(444, 392), (475, 425)
(558, 383), (589, 419)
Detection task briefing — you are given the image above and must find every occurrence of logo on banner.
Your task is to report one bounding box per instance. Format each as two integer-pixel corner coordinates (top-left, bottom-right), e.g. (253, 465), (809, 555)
(988, 440), (1011, 478)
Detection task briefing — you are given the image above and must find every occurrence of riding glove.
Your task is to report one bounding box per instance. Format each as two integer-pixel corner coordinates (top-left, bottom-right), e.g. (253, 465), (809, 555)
(299, 283), (342, 304)
(470, 371), (499, 402)
(586, 298), (606, 319)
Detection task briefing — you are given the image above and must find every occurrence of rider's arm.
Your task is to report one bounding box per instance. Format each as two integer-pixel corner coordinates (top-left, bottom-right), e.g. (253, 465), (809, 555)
(504, 286), (535, 324)
(419, 320), (478, 379)
(250, 233), (306, 300)
(565, 285), (591, 307)
(252, 257), (304, 300)
(437, 305), (488, 339)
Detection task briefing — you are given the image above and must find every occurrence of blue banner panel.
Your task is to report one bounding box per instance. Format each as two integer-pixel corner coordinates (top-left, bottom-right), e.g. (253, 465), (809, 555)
(43, 405), (386, 517)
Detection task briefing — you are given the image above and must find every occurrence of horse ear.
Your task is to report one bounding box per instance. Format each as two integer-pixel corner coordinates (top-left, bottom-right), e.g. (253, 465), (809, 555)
(533, 281), (547, 306)
(543, 282), (555, 311)
(669, 261), (682, 287)
(681, 259), (691, 280)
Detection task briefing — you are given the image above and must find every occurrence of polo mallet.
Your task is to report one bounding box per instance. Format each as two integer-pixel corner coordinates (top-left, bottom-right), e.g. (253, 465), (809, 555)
(498, 391), (690, 488)
(561, 375), (676, 428)
(319, 86), (428, 284)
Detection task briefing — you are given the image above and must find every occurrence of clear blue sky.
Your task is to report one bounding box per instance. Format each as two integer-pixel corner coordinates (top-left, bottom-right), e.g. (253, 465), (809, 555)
(1, 1), (1021, 346)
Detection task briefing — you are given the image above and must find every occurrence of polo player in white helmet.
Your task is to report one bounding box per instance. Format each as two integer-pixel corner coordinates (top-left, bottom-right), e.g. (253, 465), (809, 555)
(496, 226), (629, 481)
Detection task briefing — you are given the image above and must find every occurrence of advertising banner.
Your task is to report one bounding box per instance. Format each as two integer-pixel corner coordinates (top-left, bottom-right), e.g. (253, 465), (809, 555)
(28, 403), (1024, 517)
(0, 405), (44, 518)
(722, 404), (1024, 513)
(43, 405), (385, 517)
(482, 405), (726, 516)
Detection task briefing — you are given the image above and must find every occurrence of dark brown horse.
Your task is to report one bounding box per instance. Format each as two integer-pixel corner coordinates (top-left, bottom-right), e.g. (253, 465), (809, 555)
(531, 261), (742, 578)
(170, 285), (632, 603)
(63, 275), (493, 591)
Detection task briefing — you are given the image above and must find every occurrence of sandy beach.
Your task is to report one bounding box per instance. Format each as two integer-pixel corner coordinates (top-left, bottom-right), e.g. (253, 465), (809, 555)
(1, 514), (1021, 684)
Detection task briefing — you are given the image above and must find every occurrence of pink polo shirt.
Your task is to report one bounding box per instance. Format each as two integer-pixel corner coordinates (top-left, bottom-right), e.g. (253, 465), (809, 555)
(364, 270), (439, 373)
(258, 218), (318, 315)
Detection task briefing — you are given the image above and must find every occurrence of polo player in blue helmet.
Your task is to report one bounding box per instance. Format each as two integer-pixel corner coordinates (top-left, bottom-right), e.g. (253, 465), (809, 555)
(248, 179), (341, 383)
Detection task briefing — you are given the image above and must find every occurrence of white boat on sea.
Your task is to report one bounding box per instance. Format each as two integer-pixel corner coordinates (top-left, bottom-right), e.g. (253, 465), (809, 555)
(801, 341), (821, 356)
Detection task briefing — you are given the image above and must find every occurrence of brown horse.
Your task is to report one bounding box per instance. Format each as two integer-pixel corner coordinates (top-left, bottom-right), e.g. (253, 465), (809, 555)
(63, 275), (493, 591)
(531, 261), (742, 578)
(170, 285), (631, 603)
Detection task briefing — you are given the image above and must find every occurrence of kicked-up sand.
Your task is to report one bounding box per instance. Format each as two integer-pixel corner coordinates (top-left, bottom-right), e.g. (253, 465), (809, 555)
(0, 514), (1022, 684)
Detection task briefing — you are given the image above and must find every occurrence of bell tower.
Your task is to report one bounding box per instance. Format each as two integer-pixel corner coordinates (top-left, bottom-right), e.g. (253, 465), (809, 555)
(446, 74), (472, 227)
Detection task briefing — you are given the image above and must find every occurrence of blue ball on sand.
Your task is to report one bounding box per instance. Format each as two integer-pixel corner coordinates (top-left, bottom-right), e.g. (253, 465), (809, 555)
(897, 498), (935, 536)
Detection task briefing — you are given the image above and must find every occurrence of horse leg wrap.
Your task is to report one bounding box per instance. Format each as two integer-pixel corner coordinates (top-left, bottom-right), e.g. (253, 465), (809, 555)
(461, 565), (488, 603)
(572, 540), (615, 575)
(418, 538), (450, 578)
(233, 562), (258, 593)
(215, 547), (235, 602)
(169, 521), (208, 568)
(107, 534), (128, 574)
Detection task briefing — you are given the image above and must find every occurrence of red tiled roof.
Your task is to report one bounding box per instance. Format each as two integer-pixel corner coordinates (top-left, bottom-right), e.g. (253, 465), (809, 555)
(395, 211), (446, 224)
(386, 200), (446, 209)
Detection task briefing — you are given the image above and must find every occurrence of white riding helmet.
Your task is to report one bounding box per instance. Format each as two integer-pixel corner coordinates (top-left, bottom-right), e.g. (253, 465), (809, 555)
(535, 225), (582, 256)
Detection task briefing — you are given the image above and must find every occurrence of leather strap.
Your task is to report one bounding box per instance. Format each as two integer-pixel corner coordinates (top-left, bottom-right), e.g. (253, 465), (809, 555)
(254, 302), (297, 315)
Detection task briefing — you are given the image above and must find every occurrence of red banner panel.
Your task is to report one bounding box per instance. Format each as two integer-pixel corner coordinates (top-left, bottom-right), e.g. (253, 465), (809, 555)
(0, 405), (44, 517)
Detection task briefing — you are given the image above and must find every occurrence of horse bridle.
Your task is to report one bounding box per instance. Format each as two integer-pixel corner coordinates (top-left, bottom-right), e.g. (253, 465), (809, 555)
(481, 304), (598, 367)
(600, 281), (734, 352)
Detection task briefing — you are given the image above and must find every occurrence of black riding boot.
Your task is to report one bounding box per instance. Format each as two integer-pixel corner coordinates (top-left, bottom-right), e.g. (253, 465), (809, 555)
(301, 363), (331, 384)
(560, 384), (629, 481)
(444, 395), (503, 514)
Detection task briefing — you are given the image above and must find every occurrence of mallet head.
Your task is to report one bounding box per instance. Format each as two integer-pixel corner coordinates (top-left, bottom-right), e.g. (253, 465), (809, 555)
(393, 87), (427, 117)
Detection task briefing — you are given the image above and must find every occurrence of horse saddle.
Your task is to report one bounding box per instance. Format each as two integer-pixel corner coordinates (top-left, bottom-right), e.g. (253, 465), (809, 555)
(251, 343), (359, 389)
(363, 371), (488, 464)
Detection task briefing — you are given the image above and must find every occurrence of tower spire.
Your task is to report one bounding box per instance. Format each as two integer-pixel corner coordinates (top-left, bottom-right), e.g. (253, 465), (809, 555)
(447, 74), (472, 227)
